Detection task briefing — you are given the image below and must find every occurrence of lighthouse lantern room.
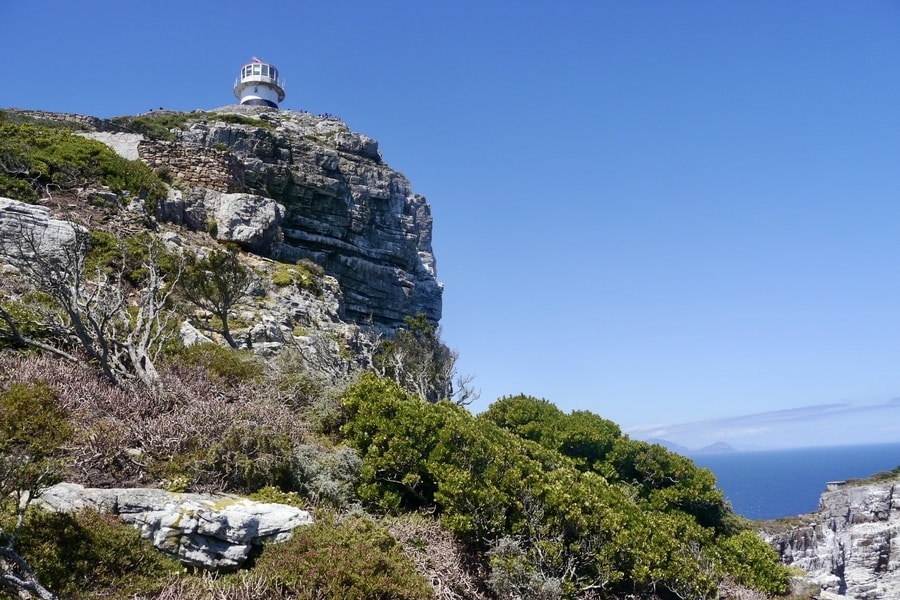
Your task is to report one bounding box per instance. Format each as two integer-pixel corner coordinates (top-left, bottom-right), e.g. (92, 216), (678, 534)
(234, 58), (285, 108)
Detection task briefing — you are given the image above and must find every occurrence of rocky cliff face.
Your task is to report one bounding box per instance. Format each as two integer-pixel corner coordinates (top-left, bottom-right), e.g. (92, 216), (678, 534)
(158, 106), (442, 329)
(27, 105), (442, 332)
(763, 478), (900, 599)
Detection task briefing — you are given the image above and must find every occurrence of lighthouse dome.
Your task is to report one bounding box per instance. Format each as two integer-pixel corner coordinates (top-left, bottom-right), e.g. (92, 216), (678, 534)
(234, 59), (286, 108)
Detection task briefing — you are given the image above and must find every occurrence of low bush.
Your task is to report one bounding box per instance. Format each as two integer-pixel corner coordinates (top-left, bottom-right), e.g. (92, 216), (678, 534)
(0, 295), (57, 349)
(197, 422), (296, 493)
(271, 261), (323, 294)
(110, 111), (271, 142)
(168, 343), (263, 388)
(110, 113), (192, 141)
(341, 374), (791, 598)
(713, 530), (790, 596)
(9, 508), (180, 599)
(0, 380), (72, 460)
(214, 113), (272, 128)
(291, 444), (361, 508)
(254, 513), (434, 600)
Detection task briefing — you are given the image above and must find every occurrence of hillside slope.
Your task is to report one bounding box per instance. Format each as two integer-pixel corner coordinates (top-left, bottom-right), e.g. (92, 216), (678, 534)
(10, 106), (442, 331)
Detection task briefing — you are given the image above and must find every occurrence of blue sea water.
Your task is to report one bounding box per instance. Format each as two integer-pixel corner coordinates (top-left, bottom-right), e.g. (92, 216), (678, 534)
(690, 442), (900, 521)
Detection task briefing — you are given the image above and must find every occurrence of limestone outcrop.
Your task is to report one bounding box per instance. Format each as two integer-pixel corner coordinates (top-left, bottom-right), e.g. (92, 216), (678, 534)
(0, 197), (82, 262)
(763, 479), (900, 599)
(37, 483), (312, 569)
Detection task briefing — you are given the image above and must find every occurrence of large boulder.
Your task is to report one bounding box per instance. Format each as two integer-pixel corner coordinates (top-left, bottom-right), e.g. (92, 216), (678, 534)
(158, 188), (285, 256)
(0, 197), (82, 263)
(37, 483), (312, 569)
(209, 191), (285, 254)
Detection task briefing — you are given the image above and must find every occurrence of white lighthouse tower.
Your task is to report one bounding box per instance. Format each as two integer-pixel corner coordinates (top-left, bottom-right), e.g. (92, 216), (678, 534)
(234, 58), (285, 108)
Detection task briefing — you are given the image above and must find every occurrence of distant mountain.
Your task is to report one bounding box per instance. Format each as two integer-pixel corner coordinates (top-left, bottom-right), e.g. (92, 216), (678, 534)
(642, 438), (737, 455)
(692, 441), (736, 455)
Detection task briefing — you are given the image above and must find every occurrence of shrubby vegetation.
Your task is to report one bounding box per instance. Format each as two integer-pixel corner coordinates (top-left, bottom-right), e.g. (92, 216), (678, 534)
(0, 115), (167, 210)
(343, 375), (789, 598)
(109, 111), (272, 141)
(7, 508), (181, 599)
(254, 514), (433, 600)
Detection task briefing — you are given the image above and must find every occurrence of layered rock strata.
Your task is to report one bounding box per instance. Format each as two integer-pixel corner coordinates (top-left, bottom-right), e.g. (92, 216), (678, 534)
(167, 106), (442, 328)
(764, 479), (900, 599)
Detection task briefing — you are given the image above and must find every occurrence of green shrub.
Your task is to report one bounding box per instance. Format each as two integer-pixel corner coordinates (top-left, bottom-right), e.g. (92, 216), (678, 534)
(109, 111), (270, 141)
(0, 381), (71, 460)
(340, 375), (788, 598)
(0, 120), (167, 211)
(0, 297), (55, 348)
(341, 374), (444, 512)
(198, 422), (296, 493)
(271, 261), (323, 294)
(0, 174), (38, 202)
(84, 231), (183, 287)
(249, 486), (307, 508)
(170, 343), (263, 387)
(215, 113), (272, 128)
(9, 508), (180, 599)
(254, 514), (433, 600)
(271, 265), (294, 286)
(714, 530), (790, 596)
(110, 113), (192, 141)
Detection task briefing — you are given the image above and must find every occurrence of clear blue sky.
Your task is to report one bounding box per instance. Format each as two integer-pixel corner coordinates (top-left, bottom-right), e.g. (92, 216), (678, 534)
(3, 1), (900, 450)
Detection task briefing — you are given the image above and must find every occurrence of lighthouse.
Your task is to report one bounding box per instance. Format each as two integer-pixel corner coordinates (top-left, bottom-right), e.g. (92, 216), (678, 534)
(234, 58), (285, 108)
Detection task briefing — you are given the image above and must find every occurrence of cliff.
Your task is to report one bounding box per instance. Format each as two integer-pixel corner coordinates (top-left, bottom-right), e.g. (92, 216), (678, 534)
(13, 106), (442, 331)
(166, 106), (442, 329)
(763, 475), (900, 599)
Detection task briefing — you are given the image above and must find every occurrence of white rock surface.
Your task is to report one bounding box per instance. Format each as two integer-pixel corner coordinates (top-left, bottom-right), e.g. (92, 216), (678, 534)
(37, 482), (312, 569)
(77, 131), (144, 160)
(211, 191), (285, 253)
(0, 197), (82, 262)
(764, 480), (900, 599)
(179, 321), (214, 347)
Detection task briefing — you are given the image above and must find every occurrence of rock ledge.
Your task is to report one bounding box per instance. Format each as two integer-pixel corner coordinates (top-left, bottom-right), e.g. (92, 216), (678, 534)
(37, 482), (312, 569)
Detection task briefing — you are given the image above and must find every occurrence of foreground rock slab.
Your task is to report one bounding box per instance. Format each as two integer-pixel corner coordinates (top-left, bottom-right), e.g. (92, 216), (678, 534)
(37, 482), (312, 569)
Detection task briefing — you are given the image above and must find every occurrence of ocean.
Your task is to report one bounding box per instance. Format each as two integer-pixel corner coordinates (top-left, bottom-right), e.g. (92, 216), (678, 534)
(690, 442), (900, 521)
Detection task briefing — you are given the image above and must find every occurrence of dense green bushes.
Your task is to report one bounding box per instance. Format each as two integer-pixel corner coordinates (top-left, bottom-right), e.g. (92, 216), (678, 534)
(0, 119), (167, 210)
(342, 374), (789, 599)
(0, 381), (72, 523)
(7, 509), (180, 599)
(0, 362), (789, 599)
